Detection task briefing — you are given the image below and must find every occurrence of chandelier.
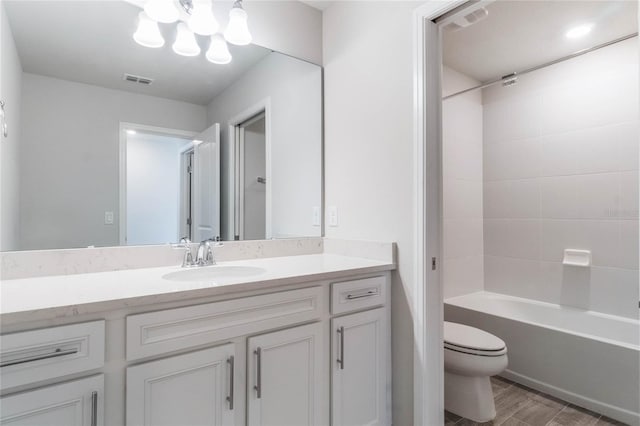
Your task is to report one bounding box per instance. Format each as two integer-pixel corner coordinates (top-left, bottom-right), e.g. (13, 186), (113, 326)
(133, 0), (252, 65)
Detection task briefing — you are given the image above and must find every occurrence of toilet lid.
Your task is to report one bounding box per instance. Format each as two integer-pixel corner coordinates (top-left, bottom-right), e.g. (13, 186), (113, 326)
(444, 322), (506, 354)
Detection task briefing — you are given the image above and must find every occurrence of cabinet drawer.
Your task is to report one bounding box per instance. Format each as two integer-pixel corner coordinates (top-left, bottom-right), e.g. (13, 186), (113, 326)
(0, 374), (104, 426)
(331, 276), (386, 315)
(0, 320), (105, 390)
(126, 286), (324, 360)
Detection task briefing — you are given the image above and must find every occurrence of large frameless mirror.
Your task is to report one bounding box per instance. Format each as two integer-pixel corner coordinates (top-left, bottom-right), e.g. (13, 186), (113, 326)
(0, 0), (322, 251)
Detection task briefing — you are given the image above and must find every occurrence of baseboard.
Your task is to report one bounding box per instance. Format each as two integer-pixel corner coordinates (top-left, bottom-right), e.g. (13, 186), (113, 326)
(501, 369), (640, 426)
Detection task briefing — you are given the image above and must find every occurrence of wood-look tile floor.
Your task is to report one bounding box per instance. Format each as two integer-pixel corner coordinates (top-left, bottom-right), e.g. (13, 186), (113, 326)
(444, 376), (628, 426)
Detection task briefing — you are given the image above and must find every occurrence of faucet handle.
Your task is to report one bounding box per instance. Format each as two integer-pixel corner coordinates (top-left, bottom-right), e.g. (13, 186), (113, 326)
(173, 237), (195, 267)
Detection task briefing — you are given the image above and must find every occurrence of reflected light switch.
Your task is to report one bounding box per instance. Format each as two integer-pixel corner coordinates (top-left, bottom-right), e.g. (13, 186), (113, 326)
(104, 211), (114, 225)
(328, 206), (338, 227)
(312, 206), (321, 226)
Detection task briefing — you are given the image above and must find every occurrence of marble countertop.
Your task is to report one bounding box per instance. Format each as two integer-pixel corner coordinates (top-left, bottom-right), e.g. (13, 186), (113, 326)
(0, 253), (394, 325)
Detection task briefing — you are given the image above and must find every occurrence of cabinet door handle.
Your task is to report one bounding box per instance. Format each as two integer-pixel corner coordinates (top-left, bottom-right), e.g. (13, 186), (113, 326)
(90, 390), (98, 426)
(0, 348), (78, 367)
(226, 356), (235, 410)
(337, 326), (345, 370)
(346, 290), (378, 300)
(254, 347), (262, 399)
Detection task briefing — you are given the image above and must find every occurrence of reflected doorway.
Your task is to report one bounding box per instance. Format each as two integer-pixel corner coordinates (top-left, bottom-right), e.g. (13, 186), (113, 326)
(124, 130), (194, 245)
(234, 112), (267, 240)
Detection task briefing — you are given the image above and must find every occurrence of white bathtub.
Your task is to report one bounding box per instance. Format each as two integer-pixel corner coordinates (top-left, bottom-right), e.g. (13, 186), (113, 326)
(445, 291), (640, 425)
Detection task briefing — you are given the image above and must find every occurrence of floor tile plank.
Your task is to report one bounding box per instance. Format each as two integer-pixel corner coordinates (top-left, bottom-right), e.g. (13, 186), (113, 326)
(547, 404), (601, 426)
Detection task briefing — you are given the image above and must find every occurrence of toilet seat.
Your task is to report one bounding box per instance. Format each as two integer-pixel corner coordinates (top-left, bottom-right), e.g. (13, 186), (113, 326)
(444, 322), (507, 357)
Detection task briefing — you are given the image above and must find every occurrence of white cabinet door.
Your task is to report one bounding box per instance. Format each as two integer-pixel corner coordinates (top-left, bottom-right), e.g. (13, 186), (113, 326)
(0, 374), (104, 426)
(126, 344), (235, 426)
(332, 308), (388, 426)
(247, 322), (324, 426)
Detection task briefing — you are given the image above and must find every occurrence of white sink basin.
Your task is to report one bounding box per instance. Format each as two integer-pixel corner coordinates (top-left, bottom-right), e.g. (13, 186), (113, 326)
(162, 266), (266, 282)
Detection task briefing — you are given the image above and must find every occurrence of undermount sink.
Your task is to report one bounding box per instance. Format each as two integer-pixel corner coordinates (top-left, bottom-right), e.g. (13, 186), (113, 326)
(162, 266), (267, 282)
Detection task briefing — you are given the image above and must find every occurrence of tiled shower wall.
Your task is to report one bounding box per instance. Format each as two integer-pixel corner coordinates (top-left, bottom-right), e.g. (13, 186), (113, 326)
(442, 67), (484, 299)
(482, 39), (639, 318)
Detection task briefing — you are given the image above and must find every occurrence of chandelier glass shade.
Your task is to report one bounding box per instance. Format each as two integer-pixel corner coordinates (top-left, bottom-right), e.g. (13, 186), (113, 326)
(133, 0), (253, 65)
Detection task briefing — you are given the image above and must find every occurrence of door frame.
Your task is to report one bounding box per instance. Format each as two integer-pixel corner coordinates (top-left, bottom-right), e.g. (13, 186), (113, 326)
(118, 122), (198, 245)
(227, 98), (272, 240)
(179, 147), (194, 240)
(411, 1), (468, 425)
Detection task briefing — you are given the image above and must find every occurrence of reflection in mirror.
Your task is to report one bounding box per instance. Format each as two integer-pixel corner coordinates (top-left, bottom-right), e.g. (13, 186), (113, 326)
(0, 0), (322, 251)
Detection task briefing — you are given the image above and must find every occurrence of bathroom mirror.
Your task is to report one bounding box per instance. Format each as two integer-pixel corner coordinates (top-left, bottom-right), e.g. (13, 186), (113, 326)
(0, 0), (322, 251)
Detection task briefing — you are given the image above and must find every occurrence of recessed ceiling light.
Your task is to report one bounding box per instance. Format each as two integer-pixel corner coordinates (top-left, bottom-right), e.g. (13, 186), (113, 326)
(566, 24), (593, 39)
(126, 129), (137, 135)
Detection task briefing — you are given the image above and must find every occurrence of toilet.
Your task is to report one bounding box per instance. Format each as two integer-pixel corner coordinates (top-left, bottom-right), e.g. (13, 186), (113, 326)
(444, 321), (508, 422)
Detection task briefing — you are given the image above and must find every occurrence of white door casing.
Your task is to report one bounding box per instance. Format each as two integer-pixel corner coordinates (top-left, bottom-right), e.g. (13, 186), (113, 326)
(412, 1), (469, 425)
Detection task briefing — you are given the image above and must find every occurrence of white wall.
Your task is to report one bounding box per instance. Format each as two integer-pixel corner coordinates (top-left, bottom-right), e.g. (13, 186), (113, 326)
(0, 4), (22, 251)
(482, 39), (639, 319)
(442, 66), (484, 299)
(323, 2), (423, 424)
(207, 52), (322, 240)
(244, 1), (322, 65)
(19, 73), (207, 250)
(126, 133), (187, 246)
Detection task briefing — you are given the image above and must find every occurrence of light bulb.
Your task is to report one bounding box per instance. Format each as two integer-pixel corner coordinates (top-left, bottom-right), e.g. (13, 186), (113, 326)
(188, 0), (219, 36)
(224, 0), (252, 46)
(173, 23), (201, 56)
(144, 0), (179, 24)
(133, 12), (165, 48)
(206, 35), (232, 64)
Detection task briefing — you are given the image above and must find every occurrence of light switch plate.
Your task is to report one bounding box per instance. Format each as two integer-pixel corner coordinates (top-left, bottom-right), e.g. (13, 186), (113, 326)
(312, 206), (321, 226)
(328, 206), (338, 227)
(104, 211), (114, 225)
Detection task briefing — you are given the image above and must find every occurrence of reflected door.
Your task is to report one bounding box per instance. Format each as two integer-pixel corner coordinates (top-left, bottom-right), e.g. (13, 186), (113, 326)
(192, 123), (221, 242)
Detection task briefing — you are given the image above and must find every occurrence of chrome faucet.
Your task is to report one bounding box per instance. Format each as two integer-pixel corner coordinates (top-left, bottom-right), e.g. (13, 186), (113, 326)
(174, 237), (223, 268)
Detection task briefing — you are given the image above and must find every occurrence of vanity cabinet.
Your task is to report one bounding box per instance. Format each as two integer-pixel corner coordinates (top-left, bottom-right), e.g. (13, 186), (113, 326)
(126, 344), (236, 426)
(247, 323), (324, 426)
(1, 270), (392, 426)
(0, 375), (104, 426)
(331, 308), (388, 426)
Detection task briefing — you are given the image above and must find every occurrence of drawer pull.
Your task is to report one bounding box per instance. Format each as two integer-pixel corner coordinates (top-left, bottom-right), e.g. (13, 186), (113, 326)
(254, 347), (262, 399)
(0, 348), (79, 368)
(90, 390), (98, 426)
(226, 356), (235, 410)
(346, 290), (378, 300)
(337, 326), (345, 370)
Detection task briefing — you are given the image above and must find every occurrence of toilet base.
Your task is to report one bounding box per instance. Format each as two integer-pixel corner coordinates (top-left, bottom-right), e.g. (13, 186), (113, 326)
(444, 371), (496, 422)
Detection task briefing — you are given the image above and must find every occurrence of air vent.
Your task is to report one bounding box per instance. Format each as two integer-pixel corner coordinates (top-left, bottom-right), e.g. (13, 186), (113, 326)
(123, 73), (154, 85)
(444, 7), (489, 31)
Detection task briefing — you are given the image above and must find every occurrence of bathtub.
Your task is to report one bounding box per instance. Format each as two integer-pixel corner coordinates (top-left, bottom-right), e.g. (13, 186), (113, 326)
(445, 291), (640, 425)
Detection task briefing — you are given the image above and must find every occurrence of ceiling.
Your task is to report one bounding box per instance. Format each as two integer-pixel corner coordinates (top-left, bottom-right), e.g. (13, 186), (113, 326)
(4, 1), (271, 105)
(299, 1), (334, 11)
(442, 0), (638, 83)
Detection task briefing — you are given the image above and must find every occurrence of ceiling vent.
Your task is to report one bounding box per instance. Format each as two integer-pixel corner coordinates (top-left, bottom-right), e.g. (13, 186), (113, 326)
(444, 7), (489, 31)
(123, 73), (154, 85)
